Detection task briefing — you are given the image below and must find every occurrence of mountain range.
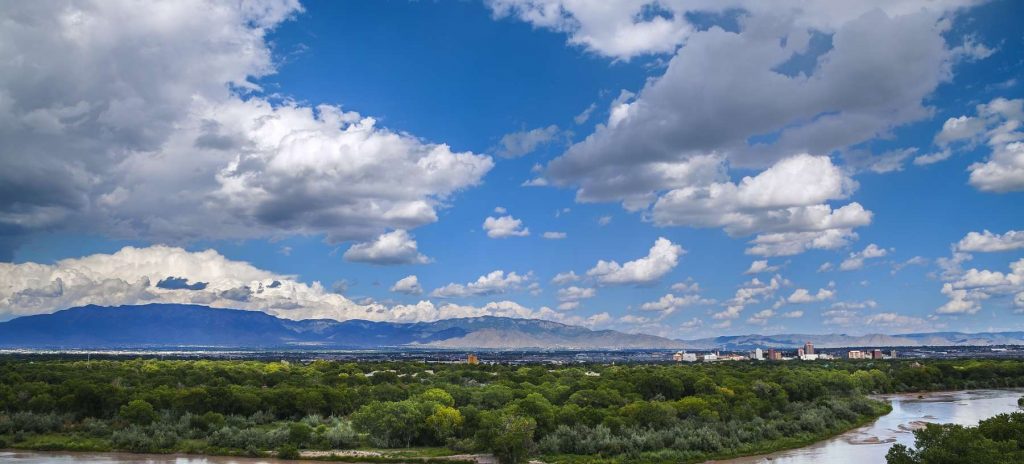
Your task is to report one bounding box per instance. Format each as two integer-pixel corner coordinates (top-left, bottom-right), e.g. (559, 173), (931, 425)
(1, 304), (1023, 350)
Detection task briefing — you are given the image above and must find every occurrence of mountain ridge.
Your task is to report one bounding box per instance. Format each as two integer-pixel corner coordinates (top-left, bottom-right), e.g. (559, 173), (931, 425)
(2, 304), (1024, 350)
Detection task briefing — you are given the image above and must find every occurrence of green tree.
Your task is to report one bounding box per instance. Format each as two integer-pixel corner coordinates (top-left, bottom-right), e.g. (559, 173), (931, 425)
(425, 405), (463, 442)
(118, 399), (157, 425)
(480, 413), (536, 464)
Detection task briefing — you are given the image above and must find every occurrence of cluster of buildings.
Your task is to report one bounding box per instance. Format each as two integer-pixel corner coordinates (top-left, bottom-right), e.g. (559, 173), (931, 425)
(672, 342), (898, 363)
(847, 349), (897, 360)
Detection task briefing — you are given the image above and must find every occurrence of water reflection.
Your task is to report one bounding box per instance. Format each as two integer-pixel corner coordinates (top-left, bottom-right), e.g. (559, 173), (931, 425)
(708, 389), (1024, 464)
(0, 451), (289, 464)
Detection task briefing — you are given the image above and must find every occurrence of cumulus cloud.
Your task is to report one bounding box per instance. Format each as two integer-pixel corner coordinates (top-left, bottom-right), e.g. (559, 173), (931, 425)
(390, 275), (423, 295)
(744, 260), (779, 275)
(937, 258), (1024, 315)
(513, 2), (975, 205)
(586, 237), (684, 285)
(483, 215), (530, 238)
(639, 293), (713, 315)
(747, 309), (776, 326)
(542, 231), (567, 239)
(0, 1), (492, 259)
(492, 2), (987, 256)
(957, 230), (1024, 253)
(0, 246), (610, 327)
(343, 230), (430, 265)
(715, 274), (786, 320)
(787, 285), (835, 304)
(556, 286), (595, 310)
(670, 278), (700, 294)
(839, 243), (889, 271)
(650, 155), (871, 256)
(430, 270), (533, 298)
(943, 98), (1024, 192)
(551, 271), (580, 286)
(496, 125), (563, 157)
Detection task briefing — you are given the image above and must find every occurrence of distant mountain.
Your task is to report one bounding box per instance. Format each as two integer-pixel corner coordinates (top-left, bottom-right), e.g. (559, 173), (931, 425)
(2, 304), (1024, 350)
(0, 304), (681, 349)
(683, 332), (1024, 350)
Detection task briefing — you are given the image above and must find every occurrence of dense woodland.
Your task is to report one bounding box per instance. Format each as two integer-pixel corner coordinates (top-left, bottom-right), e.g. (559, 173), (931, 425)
(2, 357), (1024, 463)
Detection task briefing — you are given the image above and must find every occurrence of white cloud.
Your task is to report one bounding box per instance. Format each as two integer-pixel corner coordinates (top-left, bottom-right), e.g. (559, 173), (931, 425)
(650, 155), (871, 256)
(0, 246), (619, 329)
(957, 230), (1024, 253)
(744, 260), (779, 274)
(818, 262), (834, 273)
(551, 271), (580, 286)
(781, 310), (803, 319)
(864, 312), (930, 329)
(715, 274), (786, 320)
(513, 2), (972, 235)
(936, 257), (1024, 315)
(670, 279), (700, 293)
(747, 309), (775, 326)
(586, 237), (684, 285)
(597, 215), (612, 226)
(948, 98), (1024, 192)
(390, 275), (423, 295)
(430, 270), (533, 298)
(488, 0), (692, 60)
(483, 215), (531, 238)
(0, 1), (493, 259)
(787, 286), (835, 304)
(343, 230), (430, 265)
(935, 115), (987, 146)
(556, 286), (595, 310)
(639, 293), (712, 315)
(830, 300), (878, 310)
(0, 245), (528, 323)
(913, 149), (953, 166)
(543, 231), (567, 239)
(892, 256), (928, 274)
(574, 103), (597, 125)
(496, 125), (563, 158)
(839, 243), (889, 271)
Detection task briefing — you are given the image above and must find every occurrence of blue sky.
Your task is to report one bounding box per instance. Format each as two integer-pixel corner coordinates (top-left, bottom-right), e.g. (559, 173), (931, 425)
(1, 0), (1022, 338)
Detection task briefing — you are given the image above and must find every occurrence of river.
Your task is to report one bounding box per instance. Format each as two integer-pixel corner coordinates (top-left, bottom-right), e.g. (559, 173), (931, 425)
(708, 388), (1024, 464)
(1, 389), (1021, 464)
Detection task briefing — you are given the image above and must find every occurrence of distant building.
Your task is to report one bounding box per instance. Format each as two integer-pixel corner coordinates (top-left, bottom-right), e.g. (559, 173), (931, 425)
(467, 354), (479, 365)
(848, 350), (865, 359)
(872, 349), (883, 360)
(890, 350), (897, 359)
(701, 352), (718, 362)
(673, 351), (684, 362)
(767, 348), (780, 360)
(797, 348), (805, 357)
(804, 342), (815, 355)
(753, 348), (763, 360)
(683, 352), (697, 362)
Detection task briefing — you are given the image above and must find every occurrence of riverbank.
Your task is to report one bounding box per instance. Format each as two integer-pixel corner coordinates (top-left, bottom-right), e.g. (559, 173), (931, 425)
(705, 389), (1024, 464)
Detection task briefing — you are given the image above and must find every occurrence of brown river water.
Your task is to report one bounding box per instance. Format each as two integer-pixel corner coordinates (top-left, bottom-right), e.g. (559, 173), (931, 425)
(1, 389), (1021, 464)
